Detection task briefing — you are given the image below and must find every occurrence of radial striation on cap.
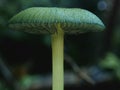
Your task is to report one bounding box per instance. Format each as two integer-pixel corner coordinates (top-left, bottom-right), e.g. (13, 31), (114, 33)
(9, 7), (105, 34)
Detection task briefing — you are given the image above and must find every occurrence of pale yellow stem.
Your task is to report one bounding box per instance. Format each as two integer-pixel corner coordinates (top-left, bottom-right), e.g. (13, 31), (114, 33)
(51, 24), (64, 90)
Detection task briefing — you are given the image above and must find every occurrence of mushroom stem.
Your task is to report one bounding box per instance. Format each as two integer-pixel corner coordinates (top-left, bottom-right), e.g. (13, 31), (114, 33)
(51, 24), (64, 90)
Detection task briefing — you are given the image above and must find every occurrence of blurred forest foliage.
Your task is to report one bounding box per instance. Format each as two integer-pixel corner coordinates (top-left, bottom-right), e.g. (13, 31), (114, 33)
(0, 0), (120, 90)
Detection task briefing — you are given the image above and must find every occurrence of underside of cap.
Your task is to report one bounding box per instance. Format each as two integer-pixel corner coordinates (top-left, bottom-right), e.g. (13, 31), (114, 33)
(9, 7), (105, 34)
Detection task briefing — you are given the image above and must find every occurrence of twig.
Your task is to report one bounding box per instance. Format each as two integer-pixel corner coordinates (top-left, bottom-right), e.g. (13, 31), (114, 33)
(64, 54), (95, 85)
(0, 58), (20, 90)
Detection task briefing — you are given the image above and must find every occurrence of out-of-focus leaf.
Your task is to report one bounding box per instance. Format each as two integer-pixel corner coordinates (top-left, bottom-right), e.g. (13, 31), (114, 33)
(99, 52), (120, 69)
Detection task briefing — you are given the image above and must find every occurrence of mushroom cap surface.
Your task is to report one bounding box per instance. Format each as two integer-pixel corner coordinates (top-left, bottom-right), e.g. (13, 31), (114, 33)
(9, 7), (105, 34)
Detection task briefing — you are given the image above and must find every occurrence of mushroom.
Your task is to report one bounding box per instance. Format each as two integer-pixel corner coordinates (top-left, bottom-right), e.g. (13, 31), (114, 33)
(8, 7), (105, 90)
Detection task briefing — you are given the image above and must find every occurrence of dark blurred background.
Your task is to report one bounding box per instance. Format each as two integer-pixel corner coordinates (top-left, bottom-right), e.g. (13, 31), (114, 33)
(0, 0), (120, 90)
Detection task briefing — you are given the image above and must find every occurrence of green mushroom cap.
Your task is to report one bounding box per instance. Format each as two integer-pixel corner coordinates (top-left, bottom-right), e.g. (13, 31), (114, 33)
(9, 7), (105, 34)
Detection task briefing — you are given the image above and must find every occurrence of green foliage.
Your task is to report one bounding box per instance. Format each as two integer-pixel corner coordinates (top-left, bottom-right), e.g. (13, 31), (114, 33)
(100, 52), (119, 69)
(99, 52), (120, 79)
